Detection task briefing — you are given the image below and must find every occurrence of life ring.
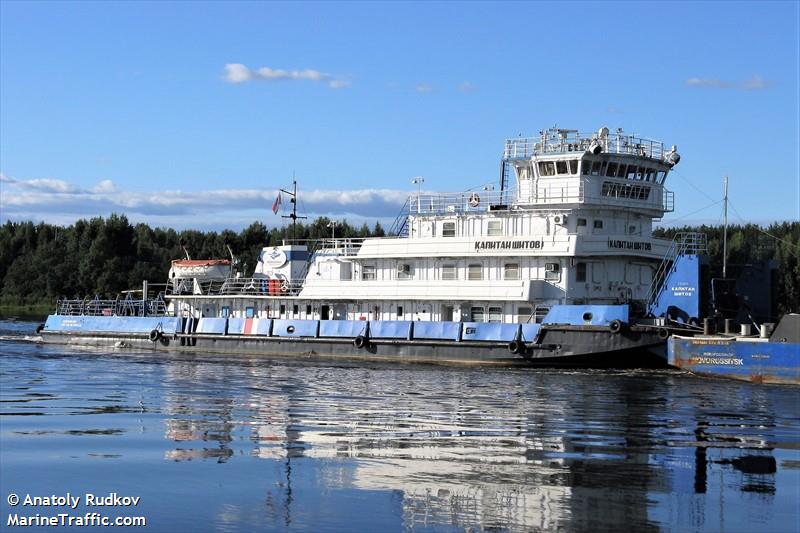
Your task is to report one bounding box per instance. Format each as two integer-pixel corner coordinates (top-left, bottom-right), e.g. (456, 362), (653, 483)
(507, 339), (523, 354)
(469, 192), (480, 208)
(148, 329), (161, 342)
(609, 319), (623, 334)
(280, 281), (289, 293)
(353, 335), (367, 349)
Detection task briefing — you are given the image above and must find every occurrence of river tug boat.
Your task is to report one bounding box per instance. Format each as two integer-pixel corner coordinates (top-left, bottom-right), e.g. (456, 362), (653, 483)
(41, 127), (706, 367)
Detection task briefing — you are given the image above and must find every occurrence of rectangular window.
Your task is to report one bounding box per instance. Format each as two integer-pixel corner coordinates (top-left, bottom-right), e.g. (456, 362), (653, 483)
(362, 265), (376, 280)
(470, 306), (485, 322)
(568, 160), (579, 175)
(397, 306), (403, 318)
(656, 170), (667, 183)
(397, 263), (413, 280)
(591, 160), (603, 176)
(504, 263), (520, 280)
(581, 159), (593, 175)
(221, 306), (230, 318)
(577, 217), (587, 227)
(487, 220), (503, 236)
(616, 164), (627, 178)
(245, 306), (255, 318)
(306, 305), (312, 315)
(605, 162), (618, 177)
(538, 161), (556, 176)
(627, 166), (638, 180)
(442, 222), (456, 237)
(441, 264), (457, 280)
(556, 160), (568, 175)
(468, 264), (482, 280)
(545, 263), (560, 281)
(593, 220), (604, 229)
(576, 262), (587, 282)
(629, 225), (637, 234)
(488, 306), (503, 323)
(516, 306), (533, 324)
(279, 304), (286, 316)
(292, 304), (299, 316)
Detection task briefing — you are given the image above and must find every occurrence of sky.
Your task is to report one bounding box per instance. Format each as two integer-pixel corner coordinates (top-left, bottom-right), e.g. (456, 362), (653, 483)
(1, 1), (798, 231)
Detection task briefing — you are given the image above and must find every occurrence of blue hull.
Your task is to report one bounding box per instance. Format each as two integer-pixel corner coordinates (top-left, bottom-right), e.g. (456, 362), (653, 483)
(668, 335), (800, 385)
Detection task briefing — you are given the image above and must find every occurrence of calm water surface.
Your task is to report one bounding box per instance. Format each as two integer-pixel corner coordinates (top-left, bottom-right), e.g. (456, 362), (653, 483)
(1, 320), (798, 532)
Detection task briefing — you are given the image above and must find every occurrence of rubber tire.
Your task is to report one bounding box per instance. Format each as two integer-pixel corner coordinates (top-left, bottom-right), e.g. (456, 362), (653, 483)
(609, 319), (623, 334)
(35, 324), (44, 334)
(508, 340), (523, 354)
(353, 335), (367, 349)
(658, 328), (669, 340)
(149, 329), (161, 342)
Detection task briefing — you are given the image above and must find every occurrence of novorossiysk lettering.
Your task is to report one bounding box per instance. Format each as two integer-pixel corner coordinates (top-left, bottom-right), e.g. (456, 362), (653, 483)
(607, 239), (652, 251)
(474, 240), (544, 252)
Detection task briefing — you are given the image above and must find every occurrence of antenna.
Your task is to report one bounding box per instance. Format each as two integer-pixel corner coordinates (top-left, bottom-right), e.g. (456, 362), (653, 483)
(723, 176), (729, 278)
(281, 175), (307, 241)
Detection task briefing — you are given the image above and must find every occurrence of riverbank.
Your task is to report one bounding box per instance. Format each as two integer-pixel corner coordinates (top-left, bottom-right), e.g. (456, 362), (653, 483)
(0, 303), (50, 321)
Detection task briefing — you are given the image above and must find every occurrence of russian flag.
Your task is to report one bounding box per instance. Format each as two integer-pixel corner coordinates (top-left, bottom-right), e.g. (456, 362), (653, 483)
(272, 192), (282, 214)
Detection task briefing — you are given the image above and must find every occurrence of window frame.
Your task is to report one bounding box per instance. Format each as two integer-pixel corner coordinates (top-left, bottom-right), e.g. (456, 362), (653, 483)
(467, 263), (483, 280)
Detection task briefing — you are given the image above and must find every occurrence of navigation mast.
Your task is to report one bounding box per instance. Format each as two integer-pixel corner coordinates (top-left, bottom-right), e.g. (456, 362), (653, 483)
(281, 177), (307, 241)
(723, 176), (728, 278)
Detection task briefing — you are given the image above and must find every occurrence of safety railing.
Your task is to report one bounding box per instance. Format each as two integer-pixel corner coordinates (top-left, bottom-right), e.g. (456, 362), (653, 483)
(646, 232), (707, 305)
(55, 295), (167, 316)
(167, 277), (307, 297)
(504, 129), (667, 162)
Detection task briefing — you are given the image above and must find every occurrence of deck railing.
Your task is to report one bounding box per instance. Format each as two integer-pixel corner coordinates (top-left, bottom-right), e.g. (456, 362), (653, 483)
(55, 296), (167, 316)
(504, 130), (667, 161)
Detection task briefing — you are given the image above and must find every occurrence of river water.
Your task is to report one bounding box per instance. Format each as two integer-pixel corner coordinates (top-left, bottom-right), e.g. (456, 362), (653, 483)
(0, 320), (798, 532)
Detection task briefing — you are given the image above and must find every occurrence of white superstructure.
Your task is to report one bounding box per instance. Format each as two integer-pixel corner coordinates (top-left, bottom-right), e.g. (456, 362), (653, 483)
(169, 127), (680, 325)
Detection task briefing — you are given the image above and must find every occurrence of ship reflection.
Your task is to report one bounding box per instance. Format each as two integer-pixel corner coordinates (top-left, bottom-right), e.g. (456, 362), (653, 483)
(159, 359), (785, 531)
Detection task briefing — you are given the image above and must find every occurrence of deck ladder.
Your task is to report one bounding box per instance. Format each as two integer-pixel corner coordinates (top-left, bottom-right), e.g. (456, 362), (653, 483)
(646, 232), (707, 306)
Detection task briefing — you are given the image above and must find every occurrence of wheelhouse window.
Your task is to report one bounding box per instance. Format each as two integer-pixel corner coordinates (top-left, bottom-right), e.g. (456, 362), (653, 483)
(538, 161), (556, 176)
(488, 307), (503, 323)
(556, 160), (569, 175)
(441, 264), (457, 280)
(468, 264), (482, 280)
(487, 220), (503, 236)
(605, 162), (618, 177)
(568, 160), (579, 175)
(470, 306), (485, 322)
(361, 265), (376, 280)
(576, 262), (587, 282)
(545, 262), (560, 281)
(442, 221), (456, 237)
(504, 263), (520, 280)
(577, 217), (587, 227)
(594, 220), (604, 230)
(591, 160), (603, 176)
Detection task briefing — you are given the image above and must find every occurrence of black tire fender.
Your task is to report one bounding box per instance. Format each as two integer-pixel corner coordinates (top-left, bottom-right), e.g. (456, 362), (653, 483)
(353, 335), (367, 349)
(35, 323), (45, 334)
(658, 328), (669, 340)
(508, 340), (523, 354)
(149, 329), (161, 342)
(609, 319), (623, 334)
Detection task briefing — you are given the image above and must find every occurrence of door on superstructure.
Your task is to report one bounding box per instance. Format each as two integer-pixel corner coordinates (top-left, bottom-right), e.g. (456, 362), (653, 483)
(442, 305), (454, 321)
(321, 305), (330, 320)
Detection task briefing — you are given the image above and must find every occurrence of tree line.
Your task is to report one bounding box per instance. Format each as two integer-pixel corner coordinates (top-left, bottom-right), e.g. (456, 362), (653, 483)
(0, 215), (384, 306)
(0, 216), (797, 314)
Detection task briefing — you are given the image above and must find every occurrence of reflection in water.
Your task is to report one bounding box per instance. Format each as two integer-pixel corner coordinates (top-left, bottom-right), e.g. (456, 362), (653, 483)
(1, 321), (798, 532)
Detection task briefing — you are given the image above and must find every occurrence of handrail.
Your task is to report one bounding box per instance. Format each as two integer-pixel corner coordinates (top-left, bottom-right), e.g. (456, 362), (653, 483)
(504, 129), (668, 162)
(646, 232), (707, 305)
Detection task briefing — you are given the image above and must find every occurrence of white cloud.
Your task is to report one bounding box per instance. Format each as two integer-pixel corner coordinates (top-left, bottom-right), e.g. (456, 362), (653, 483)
(0, 173), (410, 229)
(457, 81), (476, 93)
(223, 63), (350, 89)
(685, 74), (773, 90)
(415, 83), (434, 93)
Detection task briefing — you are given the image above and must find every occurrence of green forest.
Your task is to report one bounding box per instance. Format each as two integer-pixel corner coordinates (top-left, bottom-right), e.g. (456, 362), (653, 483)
(0, 216), (797, 315)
